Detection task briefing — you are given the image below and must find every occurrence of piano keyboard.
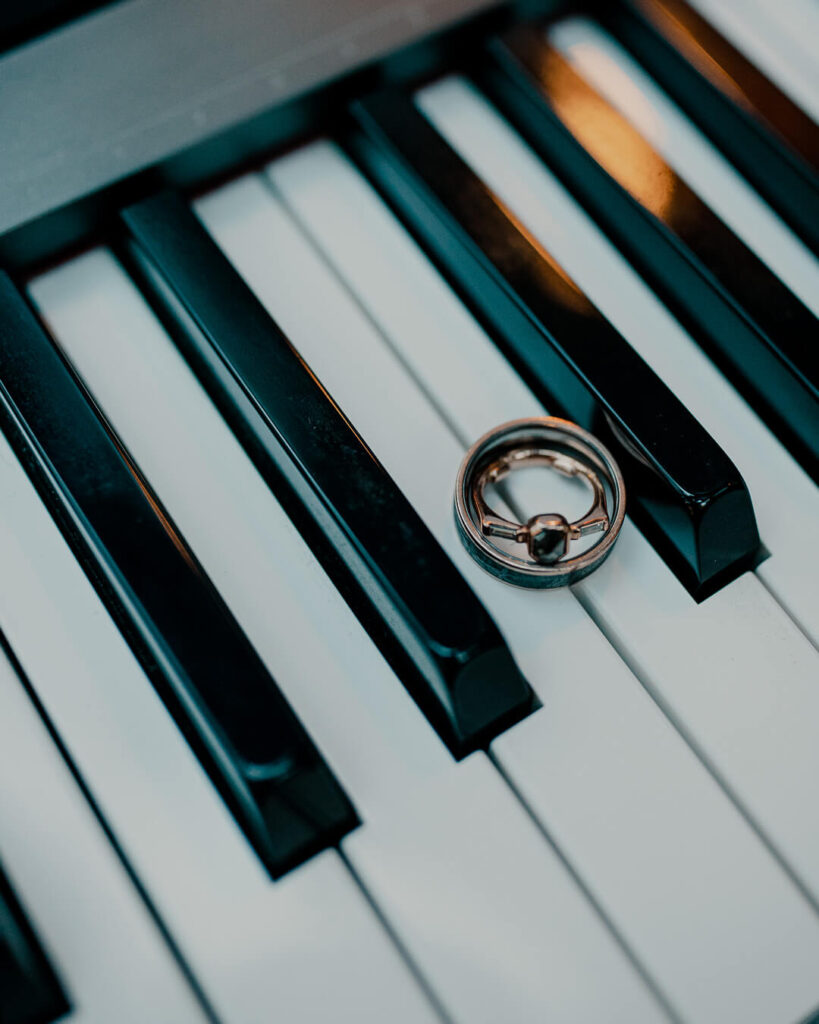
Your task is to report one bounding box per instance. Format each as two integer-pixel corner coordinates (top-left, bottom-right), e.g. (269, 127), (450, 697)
(1, 1), (818, 1021)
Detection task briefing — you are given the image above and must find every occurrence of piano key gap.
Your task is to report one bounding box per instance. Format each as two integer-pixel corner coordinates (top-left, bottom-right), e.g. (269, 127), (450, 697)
(260, 169), (478, 454)
(753, 563), (819, 656)
(338, 848), (457, 1024)
(570, 583), (819, 919)
(0, 630), (225, 1024)
(487, 746), (685, 1024)
(263, 168), (608, 565)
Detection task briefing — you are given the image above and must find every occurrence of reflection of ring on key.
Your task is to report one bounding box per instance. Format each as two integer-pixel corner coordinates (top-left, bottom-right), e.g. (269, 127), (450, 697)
(455, 417), (626, 589)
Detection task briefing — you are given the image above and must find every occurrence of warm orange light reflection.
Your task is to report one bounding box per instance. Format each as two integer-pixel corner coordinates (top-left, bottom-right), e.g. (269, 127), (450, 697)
(538, 46), (677, 221)
(110, 431), (198, 568)
(634, 0), (819, 169)
(496, 192), (595, 316)
(635, 0), (751, 112)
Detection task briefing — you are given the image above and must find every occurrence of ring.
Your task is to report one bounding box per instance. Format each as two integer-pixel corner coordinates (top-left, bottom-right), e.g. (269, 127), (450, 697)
(454, 417), (626, 589)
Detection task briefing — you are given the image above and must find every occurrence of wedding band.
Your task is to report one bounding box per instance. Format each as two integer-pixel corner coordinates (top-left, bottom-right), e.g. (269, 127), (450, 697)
(454, 417), (626, 589)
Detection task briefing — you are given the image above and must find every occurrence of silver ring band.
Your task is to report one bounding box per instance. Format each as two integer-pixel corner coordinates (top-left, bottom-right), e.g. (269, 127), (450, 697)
(454, 417), (626, 589)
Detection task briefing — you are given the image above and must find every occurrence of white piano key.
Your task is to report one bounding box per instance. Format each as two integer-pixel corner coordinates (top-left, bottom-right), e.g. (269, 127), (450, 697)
(412, 78), (819, 900)
(688, 0), (819, 120)
(31, 245), (667, 1024)
(0, 640), (208, 1023)
(0, 416), (437, 1024)
(345, 752), (670, 1024)
(416, 74), (819, 647)
(548, 18), (819, 321)
(221, 145), (819, 1023)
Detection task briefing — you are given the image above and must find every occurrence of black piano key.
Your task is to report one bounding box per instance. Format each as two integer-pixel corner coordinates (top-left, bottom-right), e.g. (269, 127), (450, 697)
(0, 860), (69, 1024)
(117, 193), (535, 758)
(0, 273), (357, 880)
(601, 0), (819, 256)
(347, 90), (760, 600)
(479, 27), (819, 482)
(613, 0), (819, 173)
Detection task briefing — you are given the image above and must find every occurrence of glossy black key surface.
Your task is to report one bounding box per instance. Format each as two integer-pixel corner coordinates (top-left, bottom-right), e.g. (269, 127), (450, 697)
(602, 0), (819, 256)
(117, 193), (535, 758)
(480, 28), (819, 482)
(348, 90), (760, 599)
(613, 0), (819, 173)
(0, 861), (68, 1024)
(0, 273), (357, 880)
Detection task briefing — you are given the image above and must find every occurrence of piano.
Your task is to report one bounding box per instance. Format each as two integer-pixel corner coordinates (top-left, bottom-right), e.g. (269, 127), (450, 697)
(1, 0), (818, 1020)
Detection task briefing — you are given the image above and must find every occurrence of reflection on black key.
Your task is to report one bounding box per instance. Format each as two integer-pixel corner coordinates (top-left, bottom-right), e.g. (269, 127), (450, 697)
(348, 90), (760, 600)
(0, 859), (69, 1024)
(603, 0), (819, 255)
(117, 193), (535, 758)
(0, 273), (357, 880)
(619, 0), (819, 172)
(481, 28), (819, 482)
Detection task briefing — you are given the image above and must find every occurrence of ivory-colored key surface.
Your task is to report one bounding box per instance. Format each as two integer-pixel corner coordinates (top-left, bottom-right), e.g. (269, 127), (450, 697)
(200, 151), (819, 1024)
(411, 75), (819, 902)
(0, 626), (209, 1023)
(0, 371), (439, 1024)
(549, 18), (819, 319)
(31, 248), (667, 1024)
(153, 149), (819, 1024)
(420, 71), (819, 647)
(687, 0), (819, 120)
